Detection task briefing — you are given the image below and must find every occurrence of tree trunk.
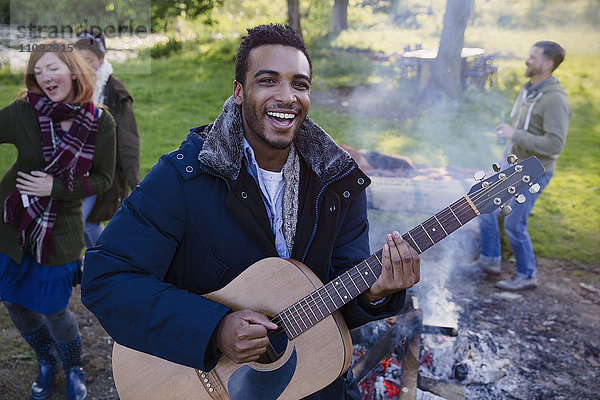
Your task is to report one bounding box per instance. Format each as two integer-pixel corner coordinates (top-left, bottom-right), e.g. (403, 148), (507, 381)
(426, 0), (473, 100)
(332, 0), (349, 33)
(287, 0), (302, 37)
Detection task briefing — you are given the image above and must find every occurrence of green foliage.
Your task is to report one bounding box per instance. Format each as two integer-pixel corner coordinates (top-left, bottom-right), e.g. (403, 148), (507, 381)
(199, 37), (238, 63)
(151, 0), (221, 31)
(388, 0), (445, 28)
(176, 0), (286, 39)
(109, 43), (233, 175)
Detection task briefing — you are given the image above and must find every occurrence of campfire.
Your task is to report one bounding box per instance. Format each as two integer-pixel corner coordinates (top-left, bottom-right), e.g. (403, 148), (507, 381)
(346, 145), (513, 399)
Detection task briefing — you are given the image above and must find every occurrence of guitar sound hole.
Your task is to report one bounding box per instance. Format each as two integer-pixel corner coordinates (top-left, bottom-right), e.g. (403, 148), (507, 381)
(258, 327), (288, 364)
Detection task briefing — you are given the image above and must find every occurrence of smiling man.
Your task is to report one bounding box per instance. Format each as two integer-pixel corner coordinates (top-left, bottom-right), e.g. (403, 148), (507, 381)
(81, 24), (420, 400)
(234, 44), (311, 156)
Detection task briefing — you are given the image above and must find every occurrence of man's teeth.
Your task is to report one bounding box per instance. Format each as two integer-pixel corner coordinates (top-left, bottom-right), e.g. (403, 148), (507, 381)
(268, 111), (294, 119)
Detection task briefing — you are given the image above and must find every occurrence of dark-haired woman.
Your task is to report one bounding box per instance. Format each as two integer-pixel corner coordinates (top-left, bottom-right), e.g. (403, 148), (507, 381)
(0, 38), (116, 400)
(75, 29), (140, 246)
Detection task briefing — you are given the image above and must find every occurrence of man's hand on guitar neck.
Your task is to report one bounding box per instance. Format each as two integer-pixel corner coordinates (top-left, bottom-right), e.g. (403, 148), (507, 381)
(363, 231), (420, 303)
(215, 309), (278, 364)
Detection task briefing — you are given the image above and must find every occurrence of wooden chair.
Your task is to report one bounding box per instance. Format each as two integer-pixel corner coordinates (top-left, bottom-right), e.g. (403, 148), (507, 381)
(462, 55), (488, 90)
(401, 45), (420, 79)
(483, 55), (498, 88)
(401, 56), (421, 80)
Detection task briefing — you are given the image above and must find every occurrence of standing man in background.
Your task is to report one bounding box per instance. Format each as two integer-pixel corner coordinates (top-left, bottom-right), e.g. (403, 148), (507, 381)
(474, 41), (571, 290)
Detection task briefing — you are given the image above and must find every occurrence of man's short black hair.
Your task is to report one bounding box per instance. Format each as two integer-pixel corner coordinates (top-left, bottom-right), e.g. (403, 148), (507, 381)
(235, 24), (312, 86)
(534, 41), (566, 72)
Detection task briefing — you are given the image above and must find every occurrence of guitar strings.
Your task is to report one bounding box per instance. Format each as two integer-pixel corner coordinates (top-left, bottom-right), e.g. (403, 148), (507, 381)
(285, 167), (520, 312)
(274, 168), (525, 339)
(264, 165), (531, 342)
(265, 168), (527, 343)
(272, 166), (527, 339)
(374, 165), (527, 258)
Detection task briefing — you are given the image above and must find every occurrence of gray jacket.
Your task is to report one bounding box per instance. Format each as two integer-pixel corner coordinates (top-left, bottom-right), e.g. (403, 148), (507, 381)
(509, 77), (571, 172)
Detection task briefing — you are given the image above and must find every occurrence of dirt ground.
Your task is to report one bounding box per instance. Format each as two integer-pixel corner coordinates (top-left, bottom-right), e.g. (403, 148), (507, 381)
(1, 256), (598, 400)
(1, 286), (118, 400)
(441, 257), (600, 400)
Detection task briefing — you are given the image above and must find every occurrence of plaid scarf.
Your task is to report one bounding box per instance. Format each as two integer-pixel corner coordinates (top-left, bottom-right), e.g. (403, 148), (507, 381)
(2, 92), (98, 263)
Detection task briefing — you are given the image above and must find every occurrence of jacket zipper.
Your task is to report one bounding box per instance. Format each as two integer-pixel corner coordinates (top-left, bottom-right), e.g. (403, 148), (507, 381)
(301, 165), (356, 263)
(198, 164), (232, 192)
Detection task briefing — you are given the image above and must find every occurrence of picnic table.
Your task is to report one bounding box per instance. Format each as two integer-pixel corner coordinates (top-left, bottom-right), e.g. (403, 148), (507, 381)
(401, 47), (491, 89)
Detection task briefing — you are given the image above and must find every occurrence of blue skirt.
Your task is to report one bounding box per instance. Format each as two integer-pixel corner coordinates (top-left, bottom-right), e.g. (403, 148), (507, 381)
(0, 251), (81, 315)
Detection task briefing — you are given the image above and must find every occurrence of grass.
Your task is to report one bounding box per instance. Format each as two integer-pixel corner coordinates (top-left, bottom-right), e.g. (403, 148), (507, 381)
(123, 44), (235, 175)
(1, 24), (599, 266)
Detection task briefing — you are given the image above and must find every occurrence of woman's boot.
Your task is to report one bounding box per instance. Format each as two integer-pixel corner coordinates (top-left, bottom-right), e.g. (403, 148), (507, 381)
(20, 324), (58, 400)
(55, 335), (88, 400)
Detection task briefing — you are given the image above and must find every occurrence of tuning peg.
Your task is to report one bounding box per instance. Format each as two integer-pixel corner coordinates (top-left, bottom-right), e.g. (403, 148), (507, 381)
(474, 171), (486, 181)
(515, 194), (526, 204)
(492, 163), (501, 172)
(500, 205), (512, 216)
(529, 183), (540, 194)
(507, 154), (518, 165)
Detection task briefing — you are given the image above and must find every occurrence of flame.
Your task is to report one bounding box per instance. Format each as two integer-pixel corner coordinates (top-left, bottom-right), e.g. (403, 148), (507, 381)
(384, 380), (400, 397)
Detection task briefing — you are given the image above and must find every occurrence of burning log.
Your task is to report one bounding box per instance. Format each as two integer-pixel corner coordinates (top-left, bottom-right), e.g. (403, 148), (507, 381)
(351, 309), (423, 382)
(350, 297), (424, 399)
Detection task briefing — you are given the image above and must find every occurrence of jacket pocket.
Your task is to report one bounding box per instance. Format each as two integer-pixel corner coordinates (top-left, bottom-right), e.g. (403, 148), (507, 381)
(188, 250), (230, 294)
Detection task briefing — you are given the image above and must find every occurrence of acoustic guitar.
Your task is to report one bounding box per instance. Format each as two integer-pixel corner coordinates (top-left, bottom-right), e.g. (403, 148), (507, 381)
(111, 155), (544, 400)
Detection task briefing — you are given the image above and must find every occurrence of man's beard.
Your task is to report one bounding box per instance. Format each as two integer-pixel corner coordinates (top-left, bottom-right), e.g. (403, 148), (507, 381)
(525, 65), (540, 78)
(241, 99), (303, 150)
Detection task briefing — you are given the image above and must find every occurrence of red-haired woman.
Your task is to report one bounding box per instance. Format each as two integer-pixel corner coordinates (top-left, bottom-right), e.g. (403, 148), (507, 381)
(0, 38), (116, 400)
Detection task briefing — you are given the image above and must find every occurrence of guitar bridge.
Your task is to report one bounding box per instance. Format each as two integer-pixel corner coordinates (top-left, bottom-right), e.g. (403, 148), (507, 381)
(196, 369), (227, 399)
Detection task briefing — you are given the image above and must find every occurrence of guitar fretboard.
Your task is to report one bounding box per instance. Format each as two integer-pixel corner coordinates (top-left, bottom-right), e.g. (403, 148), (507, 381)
(277, 196), (479, 339)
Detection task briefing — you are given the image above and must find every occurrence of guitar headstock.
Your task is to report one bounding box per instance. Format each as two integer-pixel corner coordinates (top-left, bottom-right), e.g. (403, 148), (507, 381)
(467, 155), (545, 216)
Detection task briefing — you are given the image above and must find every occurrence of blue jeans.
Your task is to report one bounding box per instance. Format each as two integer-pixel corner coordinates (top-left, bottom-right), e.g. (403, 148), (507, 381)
(81, 195), (104, 248)
(477, 170), (554, 278)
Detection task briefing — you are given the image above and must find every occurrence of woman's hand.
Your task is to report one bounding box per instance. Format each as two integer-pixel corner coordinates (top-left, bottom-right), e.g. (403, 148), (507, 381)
(16, 171), (54, 197)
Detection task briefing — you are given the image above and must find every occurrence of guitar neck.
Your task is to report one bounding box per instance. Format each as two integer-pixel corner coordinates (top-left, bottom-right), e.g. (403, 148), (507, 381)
(277, 195), (479, 340)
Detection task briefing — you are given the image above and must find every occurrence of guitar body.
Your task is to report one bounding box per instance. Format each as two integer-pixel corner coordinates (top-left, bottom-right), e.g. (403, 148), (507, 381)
(112, 257), (353, 400)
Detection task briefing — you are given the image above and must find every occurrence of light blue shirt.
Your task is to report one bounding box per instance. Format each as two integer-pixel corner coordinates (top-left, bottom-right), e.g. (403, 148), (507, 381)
(243, 138), (289, 258)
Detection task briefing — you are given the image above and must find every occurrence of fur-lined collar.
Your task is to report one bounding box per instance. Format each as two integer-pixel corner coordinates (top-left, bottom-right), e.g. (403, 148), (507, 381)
(197, 96), (354, 182)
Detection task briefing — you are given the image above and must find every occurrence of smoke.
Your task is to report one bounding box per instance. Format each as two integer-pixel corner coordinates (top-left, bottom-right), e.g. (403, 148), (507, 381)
(367, 177), (481, 329)
(313, 52), (507, 170)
